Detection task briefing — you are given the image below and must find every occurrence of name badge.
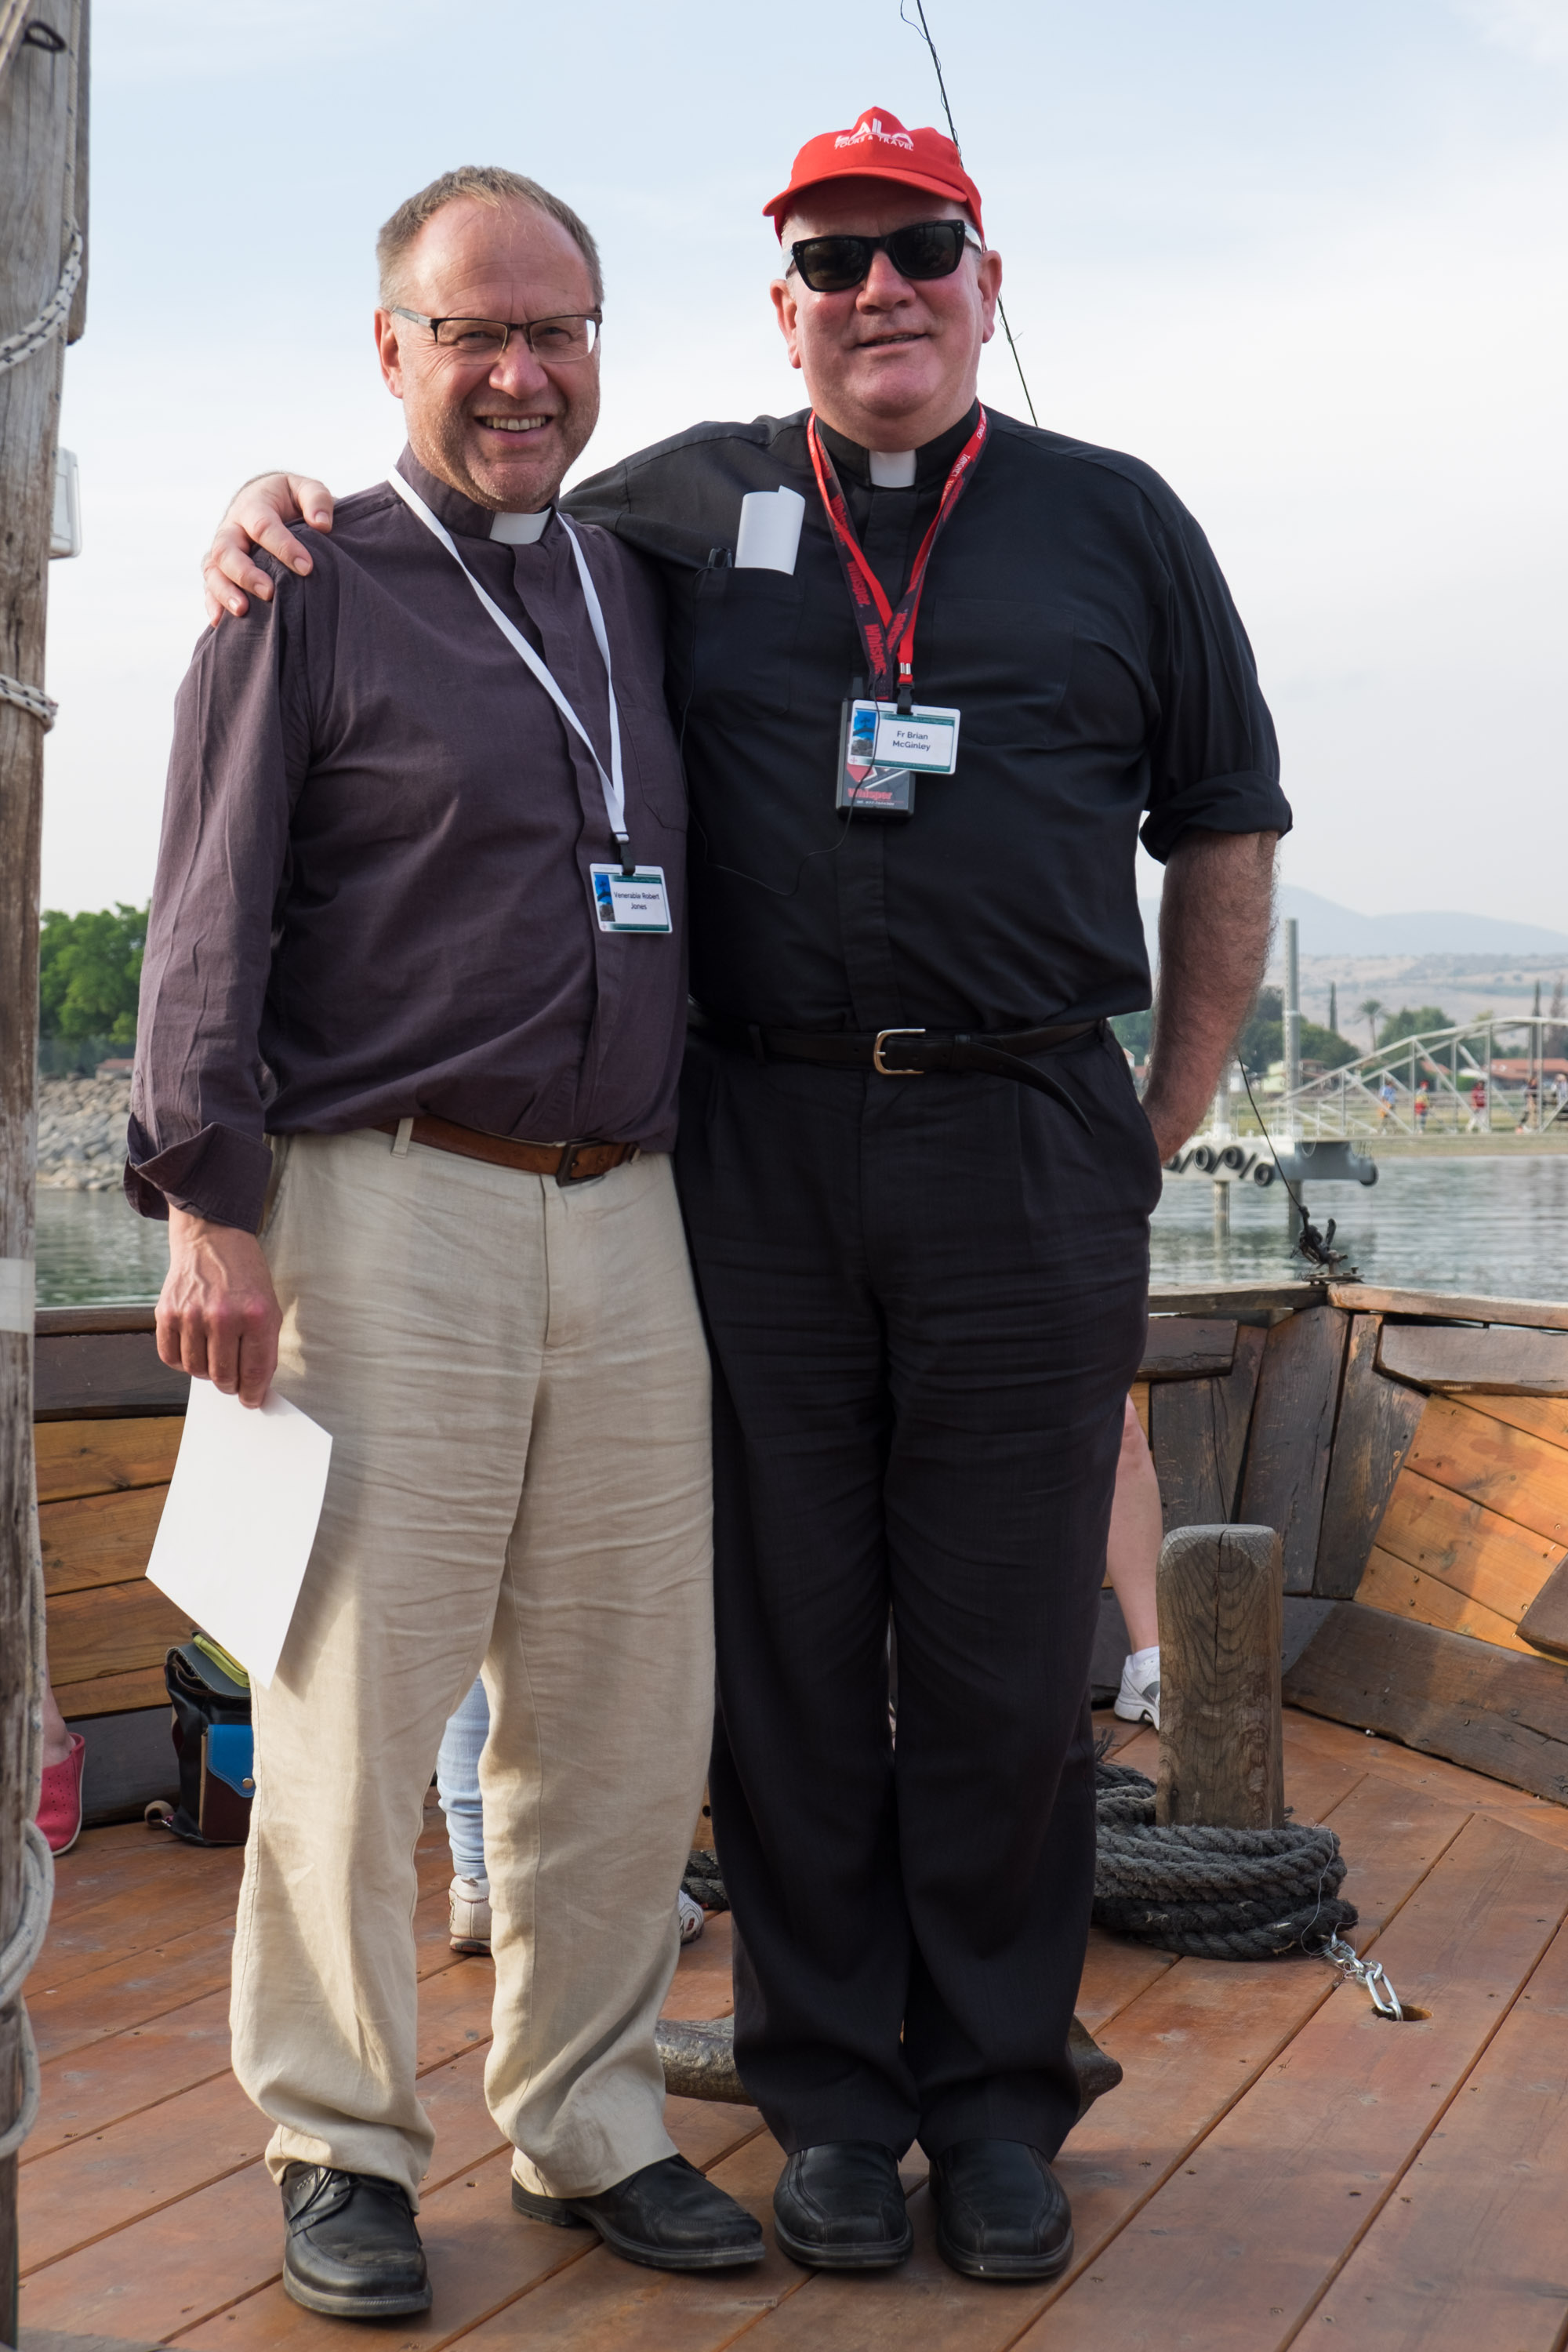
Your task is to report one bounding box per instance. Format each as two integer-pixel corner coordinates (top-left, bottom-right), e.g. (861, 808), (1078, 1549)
(590, 863), (673, 935)
(855, 699), (960, 775)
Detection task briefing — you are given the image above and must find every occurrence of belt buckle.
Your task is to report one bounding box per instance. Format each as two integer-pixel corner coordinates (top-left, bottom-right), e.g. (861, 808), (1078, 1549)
(556, 1140), (598, 1186)
(872, 1026), (926, 1076)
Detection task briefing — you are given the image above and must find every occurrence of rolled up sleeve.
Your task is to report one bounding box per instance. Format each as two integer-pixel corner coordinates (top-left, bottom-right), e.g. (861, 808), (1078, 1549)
(126, 572), (308, 1228)
(1138, 500), (1291, 865)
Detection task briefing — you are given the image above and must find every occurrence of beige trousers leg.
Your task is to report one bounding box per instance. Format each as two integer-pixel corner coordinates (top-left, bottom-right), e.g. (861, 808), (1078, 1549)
(229, 1131), (713, 2205)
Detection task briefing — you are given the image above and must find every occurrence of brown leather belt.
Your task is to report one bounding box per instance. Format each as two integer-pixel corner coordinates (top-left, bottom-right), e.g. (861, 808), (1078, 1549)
(376, 1116), (640, 1186)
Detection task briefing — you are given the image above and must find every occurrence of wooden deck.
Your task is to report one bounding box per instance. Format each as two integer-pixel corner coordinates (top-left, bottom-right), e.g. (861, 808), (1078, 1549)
(20, 1705), (1568, 2352)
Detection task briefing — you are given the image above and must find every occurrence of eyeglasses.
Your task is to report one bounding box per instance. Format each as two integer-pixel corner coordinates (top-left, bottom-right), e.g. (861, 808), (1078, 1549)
(785, 220), (982, 296)
(389, 307), (601, 362)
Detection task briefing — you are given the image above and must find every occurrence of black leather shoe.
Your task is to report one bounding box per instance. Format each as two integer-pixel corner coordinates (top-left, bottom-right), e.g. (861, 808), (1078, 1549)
(511, 2153), (764, 2270)
(280, 2164), (431, 2318)
(773, 2141), (913, 2270)
(928, 2139), (1073, 2281)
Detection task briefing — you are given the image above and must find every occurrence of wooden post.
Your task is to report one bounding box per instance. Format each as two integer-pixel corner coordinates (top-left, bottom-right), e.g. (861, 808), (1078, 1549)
(1156, 1523), (1284, 1830)
(0, 2), (85, 2332)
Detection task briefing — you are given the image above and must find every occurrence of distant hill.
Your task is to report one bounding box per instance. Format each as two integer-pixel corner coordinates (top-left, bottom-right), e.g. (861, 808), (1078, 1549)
(1139, 885), (1568, 961)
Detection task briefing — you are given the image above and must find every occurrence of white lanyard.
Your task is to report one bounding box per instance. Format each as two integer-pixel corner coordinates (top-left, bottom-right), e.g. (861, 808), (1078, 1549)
(385, 470), (630, 866)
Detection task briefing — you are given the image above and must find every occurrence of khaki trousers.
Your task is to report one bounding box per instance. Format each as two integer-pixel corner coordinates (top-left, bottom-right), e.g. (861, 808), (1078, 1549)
(229, 1131), (713, 2205)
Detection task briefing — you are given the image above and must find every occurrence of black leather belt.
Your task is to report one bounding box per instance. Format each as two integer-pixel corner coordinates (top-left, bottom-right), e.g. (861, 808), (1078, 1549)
(688, 1009), (1102, 1134)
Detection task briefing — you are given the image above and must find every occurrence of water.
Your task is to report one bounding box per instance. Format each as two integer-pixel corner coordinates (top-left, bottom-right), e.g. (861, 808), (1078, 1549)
(1152, 1154), (1568, 1302)
(34, 1155), (1568, 1309)
(38, 1190), (170, 1308)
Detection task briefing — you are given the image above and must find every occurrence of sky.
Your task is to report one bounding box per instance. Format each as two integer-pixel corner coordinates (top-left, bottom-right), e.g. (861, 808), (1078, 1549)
(37, 0), (1568, 922)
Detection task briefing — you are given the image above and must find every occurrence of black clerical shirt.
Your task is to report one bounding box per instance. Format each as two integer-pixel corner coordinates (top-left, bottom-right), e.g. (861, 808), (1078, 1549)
(567, 403), (1290, 1035)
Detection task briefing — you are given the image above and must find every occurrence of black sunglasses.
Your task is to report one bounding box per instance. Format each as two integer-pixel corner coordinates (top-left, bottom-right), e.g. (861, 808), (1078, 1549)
(786, 219), (982, 295)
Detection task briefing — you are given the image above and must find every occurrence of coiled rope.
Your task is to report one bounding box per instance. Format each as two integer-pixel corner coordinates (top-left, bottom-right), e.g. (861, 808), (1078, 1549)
(1093, 1759), (1356, 1961)
(0, 219), (82, 734)
(682, 1760), (1357, 1966)
(0, 1488), (56, 2161)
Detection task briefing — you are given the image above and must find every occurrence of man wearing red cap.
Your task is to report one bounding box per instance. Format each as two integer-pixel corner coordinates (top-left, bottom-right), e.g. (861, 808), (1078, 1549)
(205, 107), (1287, 2284)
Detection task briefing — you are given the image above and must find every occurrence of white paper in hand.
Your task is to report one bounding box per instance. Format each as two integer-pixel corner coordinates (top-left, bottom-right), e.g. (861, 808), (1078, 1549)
(146, 1379), (332, 1688)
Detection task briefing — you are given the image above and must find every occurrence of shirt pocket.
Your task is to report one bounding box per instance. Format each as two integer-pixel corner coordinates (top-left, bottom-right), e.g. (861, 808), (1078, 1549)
(688, 566), (804, 717)
(918, 595), (1078, 747)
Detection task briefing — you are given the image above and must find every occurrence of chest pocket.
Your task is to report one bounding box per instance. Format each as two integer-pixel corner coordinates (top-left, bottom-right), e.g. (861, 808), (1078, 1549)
(688, 566), (804, 717)
(917, 595), (1078, 749)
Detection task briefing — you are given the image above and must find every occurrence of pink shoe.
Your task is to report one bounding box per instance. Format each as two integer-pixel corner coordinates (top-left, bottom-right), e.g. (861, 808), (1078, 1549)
(37, 1733), (85, 1856)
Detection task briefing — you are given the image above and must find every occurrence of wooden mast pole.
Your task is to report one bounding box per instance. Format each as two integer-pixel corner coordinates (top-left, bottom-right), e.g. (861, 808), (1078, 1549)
(0, 0), (86, 2330)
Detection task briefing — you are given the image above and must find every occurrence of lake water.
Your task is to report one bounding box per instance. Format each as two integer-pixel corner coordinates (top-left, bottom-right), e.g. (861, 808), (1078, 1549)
(35, 1153), (1568, 1308)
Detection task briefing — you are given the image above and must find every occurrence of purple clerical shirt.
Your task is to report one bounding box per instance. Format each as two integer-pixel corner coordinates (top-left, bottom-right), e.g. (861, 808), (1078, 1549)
(127, 448), (688, 1230)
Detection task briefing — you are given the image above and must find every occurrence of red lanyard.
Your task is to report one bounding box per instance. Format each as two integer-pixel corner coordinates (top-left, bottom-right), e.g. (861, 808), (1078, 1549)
(806, 405), (989, 710)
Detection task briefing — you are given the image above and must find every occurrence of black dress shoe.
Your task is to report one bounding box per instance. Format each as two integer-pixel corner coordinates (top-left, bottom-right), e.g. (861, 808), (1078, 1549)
(773, 2141), (913, 2270)
(511, 2152), (764, 2270)
(928, 2139), (1073, 2281)
(280, 2163), (432, 2318)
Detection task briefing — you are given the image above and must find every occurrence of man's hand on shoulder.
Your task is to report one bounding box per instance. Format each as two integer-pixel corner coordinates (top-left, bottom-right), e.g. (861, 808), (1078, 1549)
(204, 473), (337, 627)
(158, 1208), (283, 1407)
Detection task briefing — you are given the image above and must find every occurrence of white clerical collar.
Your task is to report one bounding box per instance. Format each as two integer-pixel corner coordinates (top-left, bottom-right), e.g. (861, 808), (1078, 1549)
(489, 506), (553, 545)
(868, 449), (916, 488)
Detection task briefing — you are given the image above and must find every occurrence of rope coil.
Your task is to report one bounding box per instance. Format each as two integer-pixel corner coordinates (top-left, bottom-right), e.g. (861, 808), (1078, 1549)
(0, 672), (58, 729)
(0, 1819), (54, 2160)
(0, 221), (82, 376)
(1093, 1760), (1356, 1961)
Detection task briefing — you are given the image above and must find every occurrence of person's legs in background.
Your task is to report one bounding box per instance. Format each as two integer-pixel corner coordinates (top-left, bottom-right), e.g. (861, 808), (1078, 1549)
(1107, 1396), (1163, 1729)
(437, 1677), (492, 1953)
(437, 1675), (705, 1959)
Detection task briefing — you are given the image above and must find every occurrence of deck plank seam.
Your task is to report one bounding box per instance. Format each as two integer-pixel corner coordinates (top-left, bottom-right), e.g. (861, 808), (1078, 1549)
(994, 1796), (1483, 2331)
(1272, 1876), (1568, 2350)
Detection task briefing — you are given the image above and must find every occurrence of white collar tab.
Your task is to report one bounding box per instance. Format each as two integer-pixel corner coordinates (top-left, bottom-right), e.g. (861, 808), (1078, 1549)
(489, 506), (552, 545)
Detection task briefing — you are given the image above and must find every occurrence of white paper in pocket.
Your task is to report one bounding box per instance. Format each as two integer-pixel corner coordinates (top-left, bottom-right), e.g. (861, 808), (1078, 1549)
(145, 1379), (332, 1688)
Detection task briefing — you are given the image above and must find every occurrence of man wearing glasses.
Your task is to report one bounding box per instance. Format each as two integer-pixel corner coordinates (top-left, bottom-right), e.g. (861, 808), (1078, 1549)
(206, 110), (1286, 2288)
(131, 166), (764, 2318)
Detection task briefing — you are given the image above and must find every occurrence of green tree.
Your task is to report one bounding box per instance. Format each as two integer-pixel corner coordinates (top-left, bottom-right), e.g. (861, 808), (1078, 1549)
(1357, 996), (1385, 1052)
(1376, 1005), (1454, 1050)
(1236, 985), (1356, 1076)
(38, 902), (148, 1047)
(1110, 1009), (1152, 1061)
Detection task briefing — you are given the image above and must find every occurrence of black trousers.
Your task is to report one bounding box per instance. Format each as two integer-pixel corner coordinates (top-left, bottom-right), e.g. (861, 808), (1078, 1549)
(674, 1025), (1160, 2161)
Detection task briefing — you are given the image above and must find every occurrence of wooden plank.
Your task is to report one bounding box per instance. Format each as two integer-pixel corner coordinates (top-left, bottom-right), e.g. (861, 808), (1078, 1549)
(1379, 1319), (1568, 1396)
(1285, 1603), (1568, 1805)
(54, 1665), (169, 1719)
(38, 1483), (168, 1597)
(43, 1578), (191, 1692)
(1211, 1323), (1267, 1513)
(1237, 1305), (1351, 1594)
(1462, 1389), (1568, 1452)
(34, 1330), (188, 1421)
(1316, 1908), (1568, 2349)
(1332, 1283), (1568, 1333)
(1156, 1525), (1283, 1828)
(1149, 1282), (1323, 1318)
(726, 1770), (1471, 2352)
(1314, 1315), (1426, 1599)
(1146, 1328), (1263, 1532)
(1138, 1317), (1236, 1381)
(1131, 1380), (1149, 1441)
(1375, 1468), (1563, 1624)
(36, 1307), (157, 1338)
(34, 1414), (183, 1503)
(1519, 1558), (1568, 1662)
(1022, 1809), (1568, 2352)
(1357, 1546), (1537, 1656)
(1406, 1393), (1568, 1548)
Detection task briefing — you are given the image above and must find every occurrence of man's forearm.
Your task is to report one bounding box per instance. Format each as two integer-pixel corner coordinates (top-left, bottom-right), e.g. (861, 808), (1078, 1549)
(1141, 827), (1277, 1162)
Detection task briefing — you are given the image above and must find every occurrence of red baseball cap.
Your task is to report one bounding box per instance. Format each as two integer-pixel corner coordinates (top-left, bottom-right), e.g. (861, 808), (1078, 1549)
(763, 106), (985, 244)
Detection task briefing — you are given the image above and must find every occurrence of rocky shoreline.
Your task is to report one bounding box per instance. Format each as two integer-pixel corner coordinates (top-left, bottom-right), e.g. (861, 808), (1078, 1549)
(37, 1074), (131, 1190)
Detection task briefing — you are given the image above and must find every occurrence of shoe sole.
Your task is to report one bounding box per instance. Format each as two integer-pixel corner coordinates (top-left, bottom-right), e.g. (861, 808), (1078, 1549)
(773, 2214), (914, 2271)
(935, 2220), (1074, 2281)
(1112, 1700), (1157, 1727)
(283, 2265), (432, 2318)
(510, 2180), (764, 2270)
(448, 1936), (492, 1955)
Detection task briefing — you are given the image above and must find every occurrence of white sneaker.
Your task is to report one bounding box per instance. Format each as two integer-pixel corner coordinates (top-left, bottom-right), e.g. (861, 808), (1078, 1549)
(677, 1887), (705, 1945)
(449, 1874), (492, 1955)
(1113, 1649), (1160, 1730)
